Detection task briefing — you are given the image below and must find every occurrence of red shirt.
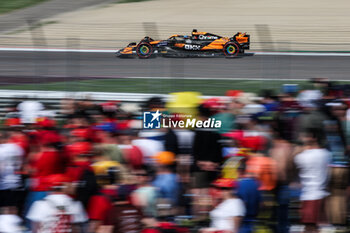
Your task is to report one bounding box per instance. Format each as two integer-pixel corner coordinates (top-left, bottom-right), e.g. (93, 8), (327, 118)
(9, 133), (30, 154)
(31, 150), (65, 191)
(88, 194), (113, 223)
(65, 161), (93, 182)
(87, 188), (119, 222)
(37, 130), (61, 146)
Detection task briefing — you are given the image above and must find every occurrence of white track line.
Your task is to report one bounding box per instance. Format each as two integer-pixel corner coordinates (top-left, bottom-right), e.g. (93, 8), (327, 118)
(254, 51), (350, 56)
(86, 76), (350, 82)
(0, 47), (115, 53)
(1, 47), (350, 56)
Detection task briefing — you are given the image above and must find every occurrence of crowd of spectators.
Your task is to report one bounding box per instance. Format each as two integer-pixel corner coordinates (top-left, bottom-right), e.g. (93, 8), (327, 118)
(0, 78), (349, 233)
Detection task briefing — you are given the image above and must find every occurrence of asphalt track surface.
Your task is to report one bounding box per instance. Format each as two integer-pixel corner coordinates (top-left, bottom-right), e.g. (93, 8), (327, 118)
(1, 51), (350, 84)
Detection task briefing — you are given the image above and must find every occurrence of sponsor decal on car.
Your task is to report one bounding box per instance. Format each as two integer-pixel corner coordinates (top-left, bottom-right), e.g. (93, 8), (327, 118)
(184, 44), (201, 50)
(198, 35), (219, 40)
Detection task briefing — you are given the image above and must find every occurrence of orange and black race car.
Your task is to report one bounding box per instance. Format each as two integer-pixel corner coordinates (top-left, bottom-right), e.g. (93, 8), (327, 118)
(115, 29), (250, 58)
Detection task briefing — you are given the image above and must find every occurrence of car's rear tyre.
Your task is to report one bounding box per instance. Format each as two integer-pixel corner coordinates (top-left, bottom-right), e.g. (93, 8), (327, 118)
(223, 42), (240, 57)
(136, 42), (153, 59)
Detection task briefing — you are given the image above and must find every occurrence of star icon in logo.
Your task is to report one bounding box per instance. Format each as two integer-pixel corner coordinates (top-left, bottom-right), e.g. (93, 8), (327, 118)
(151, 110), (162, 122)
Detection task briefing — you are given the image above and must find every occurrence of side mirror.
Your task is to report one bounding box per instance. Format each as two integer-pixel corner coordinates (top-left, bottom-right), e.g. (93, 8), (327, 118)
(128, 42), (137, 47)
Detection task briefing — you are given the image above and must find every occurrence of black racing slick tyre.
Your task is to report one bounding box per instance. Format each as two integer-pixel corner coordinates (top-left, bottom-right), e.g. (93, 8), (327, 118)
(136, 42), (153, 59)
(223, 42), (240, 57)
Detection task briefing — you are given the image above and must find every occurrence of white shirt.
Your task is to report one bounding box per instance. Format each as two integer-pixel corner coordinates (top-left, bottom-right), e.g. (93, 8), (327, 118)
(138, 130), (165, 139)
(0, 143), (24, 190)
(0, 214), (23, 233)
(27, 194), (87, 233)
(132, 139), (164, 165)
(17, 100), (44, 124)
(174, 129), (195, 153)
(242, 104), (266, 115)
(294, 148), (331, 201)
(210, 198), (245, 231)
(297, 90), (323, 108)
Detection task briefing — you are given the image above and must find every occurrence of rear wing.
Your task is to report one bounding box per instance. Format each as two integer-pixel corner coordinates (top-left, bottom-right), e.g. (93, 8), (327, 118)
(232, 32), (250, 49)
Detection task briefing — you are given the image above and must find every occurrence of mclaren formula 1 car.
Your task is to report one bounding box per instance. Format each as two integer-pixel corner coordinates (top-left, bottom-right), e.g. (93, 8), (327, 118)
(115, 29), (250, 58)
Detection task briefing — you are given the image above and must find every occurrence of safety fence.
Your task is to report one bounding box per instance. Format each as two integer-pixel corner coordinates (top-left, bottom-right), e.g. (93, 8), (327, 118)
(0, 90), (216, 119)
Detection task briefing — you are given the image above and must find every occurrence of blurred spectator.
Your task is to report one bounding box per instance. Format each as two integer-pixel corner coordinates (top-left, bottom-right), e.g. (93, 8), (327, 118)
(192, 104), (222, 188)
(132, 137), (164, 165)
(24, 135), (67, 229)
(152, 151), (180, 218)
(323, 101), (349, 229)
(0, 212), (23, 233)
(64, 143), (98, 209)
(324, 101), (348, 164)
(88, 160), (124, 232)
(269, 126), (295, 233)
(212, 100), (236, 134)
(294, 128), (331, 233)
(89, 160), (143, 233)
(17, 98), (44, 124)
(236, 162), (261, 233)
(26, 174), (87, 233)
(95, 130), (125, 164)
(0, 131), (25, 216)
(76, 98), (100, 118)
(191, 105), (223, 216)
(173, 128), (195, 155)
(245, 146), (277, 191)
(105, 185), (143, 233)
(164, 128), (180, 156)
(36, 117), (62, 148)
(191, 104), (222, 217)
(261, 89), (279, 112)
(274, 95), (298, 141)
(131, 165), (158, 217)
(201, 178), (245, 233)
(1, 82), (350, 232)
(297, 90), (328, 144)
(117, 131), (144, 170)
(60, 98), (76, 118)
